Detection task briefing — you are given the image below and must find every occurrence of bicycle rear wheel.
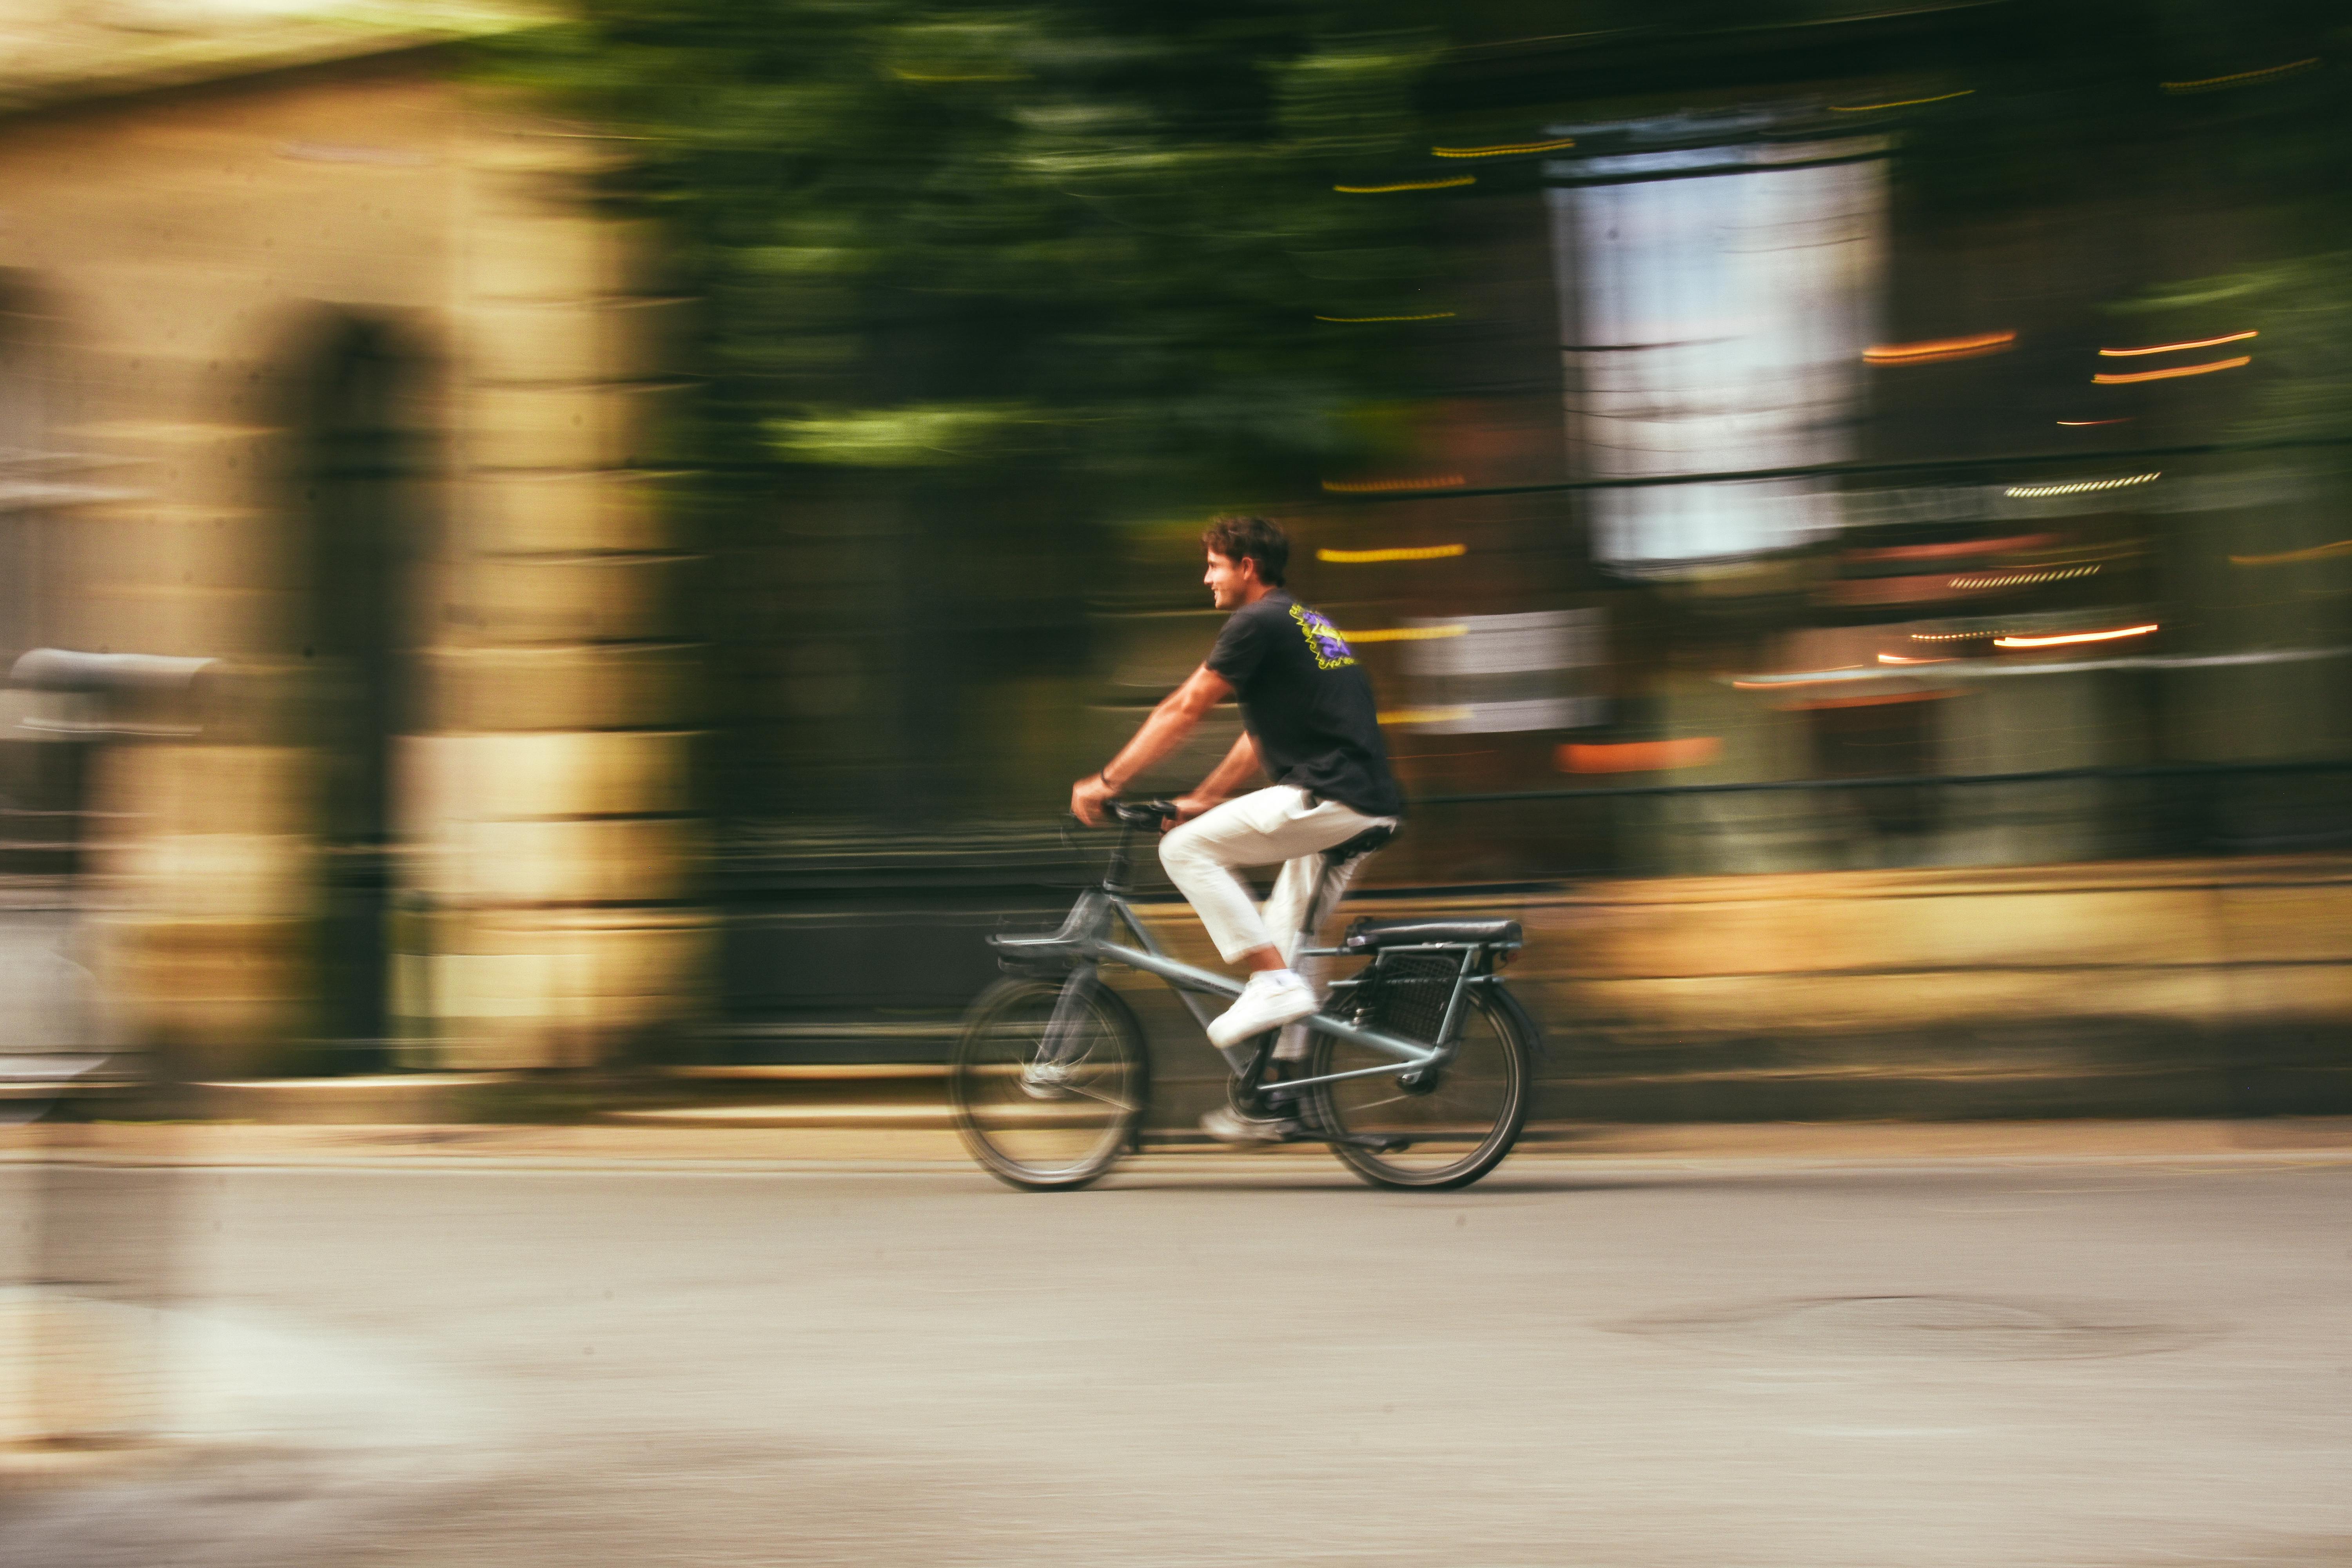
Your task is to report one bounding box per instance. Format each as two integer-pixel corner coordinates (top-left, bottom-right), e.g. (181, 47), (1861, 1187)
(950, 976), (1148, 1191)
(1307, 981), (1534, 1191)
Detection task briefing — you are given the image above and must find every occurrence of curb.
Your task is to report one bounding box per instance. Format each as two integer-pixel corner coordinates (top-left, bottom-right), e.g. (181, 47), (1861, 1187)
(9, 1118), (2350, 1171)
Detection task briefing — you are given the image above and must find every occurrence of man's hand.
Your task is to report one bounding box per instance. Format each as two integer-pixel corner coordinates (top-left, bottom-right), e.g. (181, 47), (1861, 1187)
(1070, 772), (1116, 826)
(1171, 793), (1220, 827)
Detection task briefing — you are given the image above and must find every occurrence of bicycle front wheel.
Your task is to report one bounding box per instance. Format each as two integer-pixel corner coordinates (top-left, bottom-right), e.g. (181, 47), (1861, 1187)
(1307, 982), (1534, 1191)
(950, 976), (1149, 1191)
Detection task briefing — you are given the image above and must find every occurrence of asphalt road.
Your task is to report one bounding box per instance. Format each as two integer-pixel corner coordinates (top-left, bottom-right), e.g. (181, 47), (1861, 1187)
(5, 1152), (2350, 1568)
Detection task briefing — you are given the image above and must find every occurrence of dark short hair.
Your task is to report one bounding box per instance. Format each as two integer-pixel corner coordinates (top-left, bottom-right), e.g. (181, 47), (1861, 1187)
(1201, 514), (1288, 586)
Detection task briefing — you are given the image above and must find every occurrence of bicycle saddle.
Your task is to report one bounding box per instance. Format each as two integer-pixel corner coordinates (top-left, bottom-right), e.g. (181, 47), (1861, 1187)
(1341, 916), (1522, 951)
(1321, 823), (1397, 865)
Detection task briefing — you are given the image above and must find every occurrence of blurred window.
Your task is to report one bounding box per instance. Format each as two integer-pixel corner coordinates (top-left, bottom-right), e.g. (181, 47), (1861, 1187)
(1547, 127), (1887, 575)
(1401, 609), (1606, 733)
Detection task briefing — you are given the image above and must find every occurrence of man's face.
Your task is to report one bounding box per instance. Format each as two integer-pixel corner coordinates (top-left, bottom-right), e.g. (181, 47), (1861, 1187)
(1203, 548), (1258, 610)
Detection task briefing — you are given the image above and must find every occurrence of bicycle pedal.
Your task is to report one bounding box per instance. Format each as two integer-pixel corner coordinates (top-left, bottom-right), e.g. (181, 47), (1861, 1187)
(1256, 1095), (1314, 1129)
(1258, 1105), (1335, 1144)
(1318, 1130), (1412, 1152)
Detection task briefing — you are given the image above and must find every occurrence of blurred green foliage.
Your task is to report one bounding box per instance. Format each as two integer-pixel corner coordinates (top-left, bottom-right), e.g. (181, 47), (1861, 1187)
(2121, 258), (2352, 444)
(492, 2), (1442, 517)
(2107, 10), (2352, 448)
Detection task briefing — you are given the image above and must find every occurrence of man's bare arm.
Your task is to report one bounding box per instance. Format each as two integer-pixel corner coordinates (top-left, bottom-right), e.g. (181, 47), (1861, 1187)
(1174, 732), (1261, 823)
(1069, 664), (1236, 824)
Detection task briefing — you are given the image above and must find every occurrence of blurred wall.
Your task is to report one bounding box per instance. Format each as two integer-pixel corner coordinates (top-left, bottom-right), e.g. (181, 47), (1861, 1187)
(0, 44), (706, 1076)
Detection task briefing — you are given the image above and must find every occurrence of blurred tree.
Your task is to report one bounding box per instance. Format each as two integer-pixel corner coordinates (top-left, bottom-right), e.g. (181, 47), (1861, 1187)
(490, 3), (1445, 819)
(2122, 14), (2352, 450)
(493, 2), (1442, 515)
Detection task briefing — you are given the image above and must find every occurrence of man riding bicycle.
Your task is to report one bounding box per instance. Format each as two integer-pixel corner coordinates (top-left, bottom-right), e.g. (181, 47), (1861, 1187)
(1070, 514), (1405, 1144)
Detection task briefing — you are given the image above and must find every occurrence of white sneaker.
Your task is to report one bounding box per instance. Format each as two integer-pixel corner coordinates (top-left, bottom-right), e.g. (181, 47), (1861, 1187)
(1206, 970), (1319, 1050)
(1199, 1104), (1295, 1145)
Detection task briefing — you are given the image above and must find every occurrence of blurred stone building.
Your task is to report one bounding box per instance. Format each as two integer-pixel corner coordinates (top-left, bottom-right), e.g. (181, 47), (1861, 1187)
(0, 1), (704, 1079)
(1, 1), (2341, 1117)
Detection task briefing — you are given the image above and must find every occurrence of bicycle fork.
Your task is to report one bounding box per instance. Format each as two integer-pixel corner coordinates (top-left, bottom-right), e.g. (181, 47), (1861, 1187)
(1024, 962), (1103, 1092)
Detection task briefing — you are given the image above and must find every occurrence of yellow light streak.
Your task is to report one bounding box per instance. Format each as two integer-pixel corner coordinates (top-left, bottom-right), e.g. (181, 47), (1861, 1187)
(1864, 330), (2015, 364)
(1830, 89), (1974, 111)
(2229, 538), (2352, 567)
(2092, 356), (2249, 384)
(1910, 629), (1996, 641)
(1317, 543), (1468, 564)
(1431, 137), (1576, 158)
(2162, 58), (2319, 93)
(2003, 473), (2159, 499)
(1313, 313), (1457, 324)
(1992, 623), (2157, 648)
(1341, 624), (1467, 642)
(1377, 707), (1472, 726)
(1333, 176), (1476, 193)
(1876, 653), (1951, 664)
(2099, 330), (2256, 357)
(2056, 418), (2130, 426)
(1319, 474), (1465, 493)
(1949, 564), (2103, 589)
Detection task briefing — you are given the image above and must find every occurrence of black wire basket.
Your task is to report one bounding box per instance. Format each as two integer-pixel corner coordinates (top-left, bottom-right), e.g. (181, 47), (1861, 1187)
(1353, 953), (1462, 1045)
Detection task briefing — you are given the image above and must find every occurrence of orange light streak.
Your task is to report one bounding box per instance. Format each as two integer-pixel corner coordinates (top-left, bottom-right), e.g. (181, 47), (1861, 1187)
(2229, 539), (2352, 567)
(1864, 330), (2015, 365)
(1558, 738), (1720, 773)
(1992, 623), (2157, 648)
(2056, 418), (2131, 426)
(2098, 330), (2256, 357)
(2092, 356), (2249, 384)
(1731, 675), (1860, 689)
(1844, 533), (2055, 563)
(1319, 475), (1465, 494)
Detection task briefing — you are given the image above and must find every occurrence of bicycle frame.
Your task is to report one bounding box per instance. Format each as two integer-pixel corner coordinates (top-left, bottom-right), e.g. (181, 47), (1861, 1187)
(991, 822), (1495, 1096)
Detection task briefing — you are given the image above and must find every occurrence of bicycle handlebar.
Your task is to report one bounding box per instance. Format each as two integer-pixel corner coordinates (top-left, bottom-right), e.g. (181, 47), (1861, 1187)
(1105, 799), (1181, 829)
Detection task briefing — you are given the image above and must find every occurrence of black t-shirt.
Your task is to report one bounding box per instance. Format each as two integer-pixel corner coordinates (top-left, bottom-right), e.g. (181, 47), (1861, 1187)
(1205, 592), (1405, 819)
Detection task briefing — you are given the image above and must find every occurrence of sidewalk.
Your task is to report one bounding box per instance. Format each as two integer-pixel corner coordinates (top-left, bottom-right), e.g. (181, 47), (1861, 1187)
(8, 1117), (2351, 1172)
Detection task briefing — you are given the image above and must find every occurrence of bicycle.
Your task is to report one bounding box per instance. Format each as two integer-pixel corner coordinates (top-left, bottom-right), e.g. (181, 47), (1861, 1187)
(949, 800), (1538, 1192)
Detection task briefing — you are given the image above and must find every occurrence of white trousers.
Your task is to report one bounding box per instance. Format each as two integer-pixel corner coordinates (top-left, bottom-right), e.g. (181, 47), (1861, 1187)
(1158, 788), (1394, 1059)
